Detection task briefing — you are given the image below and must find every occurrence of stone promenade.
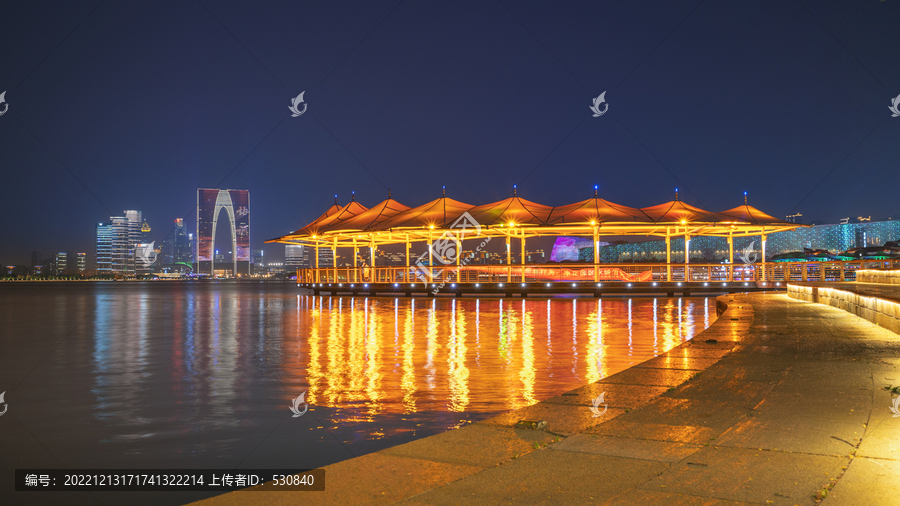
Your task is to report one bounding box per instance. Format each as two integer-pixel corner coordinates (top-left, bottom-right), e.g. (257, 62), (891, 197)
(191, 292), (900, 505)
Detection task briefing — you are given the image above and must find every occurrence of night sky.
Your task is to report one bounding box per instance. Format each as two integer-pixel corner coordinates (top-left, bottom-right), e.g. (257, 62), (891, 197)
(2, 0), (898, 265)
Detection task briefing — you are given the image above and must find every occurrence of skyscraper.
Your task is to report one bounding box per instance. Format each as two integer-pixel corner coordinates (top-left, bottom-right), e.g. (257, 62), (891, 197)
(173, 218), (192, 264)
(124, 210), (142, 273)
(197, 189), (250, 275)
(55, 252), (68, 275)
(285, 245), (304, 268)
(141, 220), (152, 243)
(31, 251), (41, 268)
(96, 213), (136, 274)
(96, 222), (114, 273)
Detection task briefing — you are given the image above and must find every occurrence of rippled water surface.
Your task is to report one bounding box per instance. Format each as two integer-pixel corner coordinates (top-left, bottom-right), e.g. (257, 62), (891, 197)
(0, 282), (716, 505)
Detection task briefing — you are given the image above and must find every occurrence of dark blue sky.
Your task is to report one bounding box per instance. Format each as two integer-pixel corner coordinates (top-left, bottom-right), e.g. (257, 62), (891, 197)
(2, 0), (898, 264)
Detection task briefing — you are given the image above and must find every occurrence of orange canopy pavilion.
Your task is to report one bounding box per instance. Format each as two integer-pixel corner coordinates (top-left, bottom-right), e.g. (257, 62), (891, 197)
(268, 188), (803, 284)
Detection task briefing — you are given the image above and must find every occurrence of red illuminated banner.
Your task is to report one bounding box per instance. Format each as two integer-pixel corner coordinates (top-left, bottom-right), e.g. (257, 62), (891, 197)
(470, 266), (652, 282)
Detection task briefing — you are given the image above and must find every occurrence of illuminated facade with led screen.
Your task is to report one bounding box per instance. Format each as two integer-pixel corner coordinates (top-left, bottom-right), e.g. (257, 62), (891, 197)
(196, 189), (250, 275)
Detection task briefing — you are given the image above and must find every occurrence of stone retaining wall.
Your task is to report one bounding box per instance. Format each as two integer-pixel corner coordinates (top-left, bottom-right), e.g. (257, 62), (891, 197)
(787, 284), (900, 335)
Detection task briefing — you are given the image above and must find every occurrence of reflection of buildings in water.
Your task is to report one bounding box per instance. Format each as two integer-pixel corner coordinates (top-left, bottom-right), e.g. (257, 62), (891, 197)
(204, 292), (240, 427)
(92, 293), (150, 426)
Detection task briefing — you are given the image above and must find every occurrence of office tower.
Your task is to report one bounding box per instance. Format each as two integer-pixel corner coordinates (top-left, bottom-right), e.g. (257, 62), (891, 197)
(97, 215), (132, 274)
(173, 218), (192, 264)
(96, 222), (114, 273)
(251, 249), (264, 275)
(55, 252), (68, 275)
(123, 210), (142, 273)
(76, 253), (86, 273)
(285, 245), (304, 268)
(197, 189), (250, 275)
(31, 251), (41, 268)
(189, 233), (196, 266)
(141, 220), (152, 243)
(161, 237), (174, 265)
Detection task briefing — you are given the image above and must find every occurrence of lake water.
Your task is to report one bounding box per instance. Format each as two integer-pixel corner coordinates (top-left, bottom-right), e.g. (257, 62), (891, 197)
(0, 282), (715, 505)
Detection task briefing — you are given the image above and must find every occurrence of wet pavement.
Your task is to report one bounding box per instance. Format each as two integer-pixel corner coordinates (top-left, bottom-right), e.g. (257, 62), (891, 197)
(192, 292), (900, 505)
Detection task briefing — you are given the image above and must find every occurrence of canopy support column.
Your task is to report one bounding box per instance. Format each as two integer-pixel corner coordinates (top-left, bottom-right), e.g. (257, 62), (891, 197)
(727, 233), (733, 282)
(520, 230), (525, 282)
(314, 242), (319, 283)
(665, 231), (672, 282)
(405, 234), (410, 283)
(370, 238), (376, 283)
(455, 236), (461, 283)
(428, 231), (434, 284)
(593, 226), (599, 282)
(684, 231), (691, 282)
(761, 233), (767, 282)
(332, 237), (337, 283)
(506, 233), (511, 283)
(353, 239), (358, 283)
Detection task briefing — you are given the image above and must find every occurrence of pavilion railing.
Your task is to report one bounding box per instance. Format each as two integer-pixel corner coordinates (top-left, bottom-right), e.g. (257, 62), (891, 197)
(296, 260), (900, 285)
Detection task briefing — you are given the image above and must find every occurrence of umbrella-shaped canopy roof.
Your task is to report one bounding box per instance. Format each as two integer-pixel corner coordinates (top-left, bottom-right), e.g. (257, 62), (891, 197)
(267, 189), (805, 246)
(466, 190), (554, 227)
(546, 190), (650, 225)
(718, 202), (792, 226)
(325, 192), (411, 233)
(294, 199), (369, 237)
(375, 190), (473, 230)
(640, 199), (740, 224)
(299, 198), (341, 231)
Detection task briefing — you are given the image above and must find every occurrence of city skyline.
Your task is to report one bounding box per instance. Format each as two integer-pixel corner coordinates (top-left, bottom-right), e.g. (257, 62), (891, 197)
(1, 1), (899, 266)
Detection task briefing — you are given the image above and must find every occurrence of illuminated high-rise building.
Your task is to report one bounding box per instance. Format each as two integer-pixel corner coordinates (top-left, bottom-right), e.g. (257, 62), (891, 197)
(173, 218), (192, 264)
(96, 213), (136, 274)
(285, 245), (304, 268)
(124, 210), (142, 273)
(55, 252), (68, 275)
(141, 220), (152, 243)
(197, 189), (250, 275)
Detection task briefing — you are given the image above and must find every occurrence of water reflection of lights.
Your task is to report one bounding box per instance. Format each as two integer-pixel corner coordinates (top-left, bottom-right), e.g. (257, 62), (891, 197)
(80, 288), (716, 450)
(295, 297), (713, 428)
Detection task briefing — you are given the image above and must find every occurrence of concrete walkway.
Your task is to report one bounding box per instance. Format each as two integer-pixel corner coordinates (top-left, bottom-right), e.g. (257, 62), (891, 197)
(190, 293), (900, 506)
